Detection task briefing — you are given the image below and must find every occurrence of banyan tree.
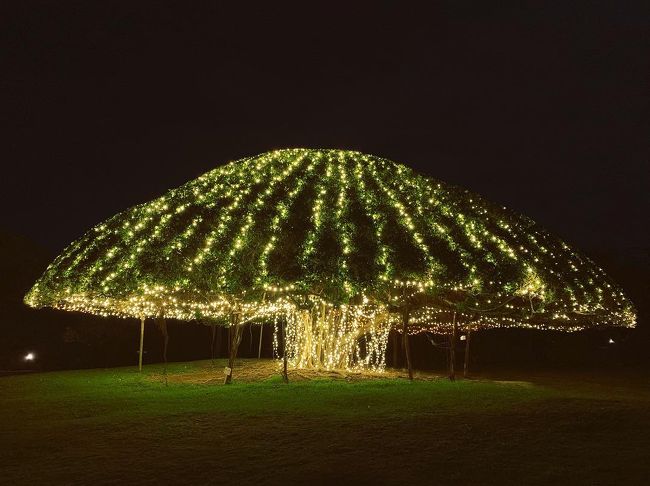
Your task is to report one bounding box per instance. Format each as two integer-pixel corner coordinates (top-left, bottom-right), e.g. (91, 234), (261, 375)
(25, 149), (636, 381)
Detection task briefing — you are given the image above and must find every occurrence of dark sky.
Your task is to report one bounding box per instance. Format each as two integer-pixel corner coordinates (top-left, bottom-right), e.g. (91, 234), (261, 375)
(2, 1), (648, 256)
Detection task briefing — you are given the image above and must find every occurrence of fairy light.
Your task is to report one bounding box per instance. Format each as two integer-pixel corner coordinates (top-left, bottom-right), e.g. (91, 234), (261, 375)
(25, 148), (637, 371)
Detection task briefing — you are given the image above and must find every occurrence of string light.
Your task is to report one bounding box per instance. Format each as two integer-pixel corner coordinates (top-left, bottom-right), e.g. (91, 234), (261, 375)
(25, 149), (636, 371)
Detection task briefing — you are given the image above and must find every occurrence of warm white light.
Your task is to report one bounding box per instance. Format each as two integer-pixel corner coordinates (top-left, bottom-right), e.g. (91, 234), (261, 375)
(22, 147), (637, 370)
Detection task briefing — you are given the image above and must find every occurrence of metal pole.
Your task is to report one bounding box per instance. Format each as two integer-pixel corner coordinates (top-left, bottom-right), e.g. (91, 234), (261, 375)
(210, 324), (216, 362)
(463, 326), (472, 378)
(258, 324), (264, 359)
(449, 312), (457, 381)
(282, 321), (289, 383)
(138, 316), (145, 372)
(403, 308), (413, 381)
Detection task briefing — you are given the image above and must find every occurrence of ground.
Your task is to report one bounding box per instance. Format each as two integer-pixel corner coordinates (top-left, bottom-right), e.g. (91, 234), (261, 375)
(1, 360), (649, 485)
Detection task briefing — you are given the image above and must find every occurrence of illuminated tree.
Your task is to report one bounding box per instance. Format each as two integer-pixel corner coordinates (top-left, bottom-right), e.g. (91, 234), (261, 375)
(25, 149), (636, 380)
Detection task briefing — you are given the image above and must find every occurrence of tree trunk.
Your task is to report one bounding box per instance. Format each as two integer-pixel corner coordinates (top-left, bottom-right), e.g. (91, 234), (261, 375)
(224, 314), (243, 384)
(402, 308), (413, 380)
(463, 326), (472, 378)
(138, 316), (145, 371)
(449, 312), (457, 381)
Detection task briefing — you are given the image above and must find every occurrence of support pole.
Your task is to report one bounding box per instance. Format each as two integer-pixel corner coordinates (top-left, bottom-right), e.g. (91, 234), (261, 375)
(224, 313), (243, 385)
(210, 324), (216, 363)
(449, 312), (457, 381)
(249, 323), (253, 353)
(215, 325), (222, 358)
(138, 316), (145, 372)
(258, 324), (264, 359)
(282, 320), (289, 383)
(402, 308), (413, 381)
(157, 316), (169, 386)
(227, 323), (231, 357)
(463, 326), (472, 378)
(160, 318), (168, 364)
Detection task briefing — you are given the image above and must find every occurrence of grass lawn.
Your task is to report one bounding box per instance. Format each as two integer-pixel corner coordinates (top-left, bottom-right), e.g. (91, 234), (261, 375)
(1, 360), (649, 485)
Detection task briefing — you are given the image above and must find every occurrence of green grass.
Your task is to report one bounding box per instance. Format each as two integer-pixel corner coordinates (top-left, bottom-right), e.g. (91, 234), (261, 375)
(1, 360), (649, 485)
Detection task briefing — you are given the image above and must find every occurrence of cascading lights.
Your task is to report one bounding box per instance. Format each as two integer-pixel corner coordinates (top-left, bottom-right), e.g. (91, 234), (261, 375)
(25, 148), (636, 370)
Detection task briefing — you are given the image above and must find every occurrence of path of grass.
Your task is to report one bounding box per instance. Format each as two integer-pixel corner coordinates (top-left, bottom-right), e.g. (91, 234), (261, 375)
(1, 360), (649, 485)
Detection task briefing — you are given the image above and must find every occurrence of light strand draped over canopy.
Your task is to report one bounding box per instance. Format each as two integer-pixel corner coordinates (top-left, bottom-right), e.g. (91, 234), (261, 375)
(25, 148), (636, 333)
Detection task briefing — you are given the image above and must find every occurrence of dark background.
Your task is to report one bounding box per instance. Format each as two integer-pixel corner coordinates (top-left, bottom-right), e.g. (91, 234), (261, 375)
(1, 1), (648, 371)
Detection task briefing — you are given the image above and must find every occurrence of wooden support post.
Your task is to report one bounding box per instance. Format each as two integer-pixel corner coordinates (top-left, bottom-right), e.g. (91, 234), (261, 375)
(402, 308), (413, 381)
(161, 318), (168, 364)
(463, 326), (472, 378)
(249, 323), (253, 353)
(215, 325), (222, 358)
(258, 324), (264, 359)
(282, 320), (289, 383)
(210, 324), (216, 362)
(156, 316), (169, 386)
(225, 324), (233, 384)
(227, 323), (231, 357)
(258, 292), (266, 361)
(224, 314), (243, 384)
(138, 316), (145, 372)
(449, 312), (457, 381)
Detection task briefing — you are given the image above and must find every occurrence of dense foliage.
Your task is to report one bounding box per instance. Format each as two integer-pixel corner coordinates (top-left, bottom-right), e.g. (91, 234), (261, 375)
(25, 149), (635, 331)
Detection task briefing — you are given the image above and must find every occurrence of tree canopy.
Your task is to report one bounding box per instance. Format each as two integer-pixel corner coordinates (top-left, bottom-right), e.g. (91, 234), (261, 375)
(25, 149), (635, 331)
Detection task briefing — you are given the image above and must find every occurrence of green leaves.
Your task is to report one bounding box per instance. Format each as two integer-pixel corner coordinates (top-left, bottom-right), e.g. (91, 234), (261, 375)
(25, 149), (636, 330)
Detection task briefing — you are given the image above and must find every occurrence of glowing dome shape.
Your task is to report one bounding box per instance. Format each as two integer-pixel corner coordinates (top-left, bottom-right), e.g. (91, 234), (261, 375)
(25, 148), (635, 331)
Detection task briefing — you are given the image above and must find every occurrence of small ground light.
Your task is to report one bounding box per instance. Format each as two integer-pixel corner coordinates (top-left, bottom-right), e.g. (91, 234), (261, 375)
(608, 338), (615, 344)
(460, 335), (466, 341)
(24, 352), (35, 361)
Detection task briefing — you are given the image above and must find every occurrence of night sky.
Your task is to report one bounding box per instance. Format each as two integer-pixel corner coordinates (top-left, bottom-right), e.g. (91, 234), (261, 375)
(3, 2), (648, 257)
